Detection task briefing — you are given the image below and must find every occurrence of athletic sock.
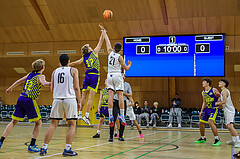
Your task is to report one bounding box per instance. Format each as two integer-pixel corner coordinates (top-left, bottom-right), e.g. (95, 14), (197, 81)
(120, 109), (124, 116)
(236, 136), (240, 142)
(0, 136), (5, 143)
(201, 136), (205, 139)
(66, 144), (71, 151)
(114, 131), (117, 135)
(119, 124), (125, 138)
(214, 136), (219, 140)
(42, 143), (48, 149)
(30, 138), (36, 146)
(97, 130), (101, 134)
(139, 131), (142, 134)
(79, 111), (82, 115)
(108, 109), (113, 116)
(85, 112), (89, 118)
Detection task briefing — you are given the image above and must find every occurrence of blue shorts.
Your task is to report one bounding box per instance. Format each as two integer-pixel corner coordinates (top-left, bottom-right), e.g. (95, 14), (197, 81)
(100, 106), (109, 118)
(200, 107), (218, 124)
(82, 74), (100, 93)
(12, 96), (41, 122)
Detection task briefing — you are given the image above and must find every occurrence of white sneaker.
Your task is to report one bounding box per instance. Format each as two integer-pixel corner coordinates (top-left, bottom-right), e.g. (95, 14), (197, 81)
(82, 116), (90, 125)
(149, 120), (152, 125)
(226, 140), (234, 145)
(167, 124), (172, 128)
(78, 114), (83, 120)
(178, 124), (181, 128)
(153, 123), (156, 128)
(235, 142), (240, 148)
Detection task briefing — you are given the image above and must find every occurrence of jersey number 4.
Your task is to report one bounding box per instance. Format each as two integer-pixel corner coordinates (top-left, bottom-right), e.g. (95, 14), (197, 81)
(109, 56), (115, 65)
(58, 73), (65, 83)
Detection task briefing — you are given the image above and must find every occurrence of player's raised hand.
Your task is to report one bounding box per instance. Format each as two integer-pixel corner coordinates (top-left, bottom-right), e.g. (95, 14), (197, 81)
(128, 60), (132, 66)
(99, 24), (105, 31)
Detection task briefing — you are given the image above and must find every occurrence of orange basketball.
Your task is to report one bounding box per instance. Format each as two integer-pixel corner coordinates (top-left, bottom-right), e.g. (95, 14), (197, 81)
(103, 10), (113, 19)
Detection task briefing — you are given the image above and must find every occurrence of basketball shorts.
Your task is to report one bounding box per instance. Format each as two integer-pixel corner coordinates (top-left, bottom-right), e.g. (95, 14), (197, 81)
(107, 73), (124, 91)
(200, 107), (218, 123)
(224, 112), (235, 125)
(99, 105), (109, 118)
(126, 106), (136, 120)
(12, 96), (41, 122)
(50, 98), (78, 120)
(82, 73), (100, 93)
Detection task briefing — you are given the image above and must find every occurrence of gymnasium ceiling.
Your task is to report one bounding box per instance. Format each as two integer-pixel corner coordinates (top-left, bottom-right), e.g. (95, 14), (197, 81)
(0, 0), (239, 81)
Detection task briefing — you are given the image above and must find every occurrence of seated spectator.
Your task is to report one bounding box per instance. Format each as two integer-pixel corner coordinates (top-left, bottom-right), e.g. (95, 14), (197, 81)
(139, 100), (150, 127)
(168, 93), (182, 128)
(149, 102), (161, 128)
(133, 102), (141, 126)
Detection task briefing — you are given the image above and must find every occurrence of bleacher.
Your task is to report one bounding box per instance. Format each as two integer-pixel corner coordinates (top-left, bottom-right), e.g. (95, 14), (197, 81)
(94, 107), (240, 129)
(0, 104), (52, 122)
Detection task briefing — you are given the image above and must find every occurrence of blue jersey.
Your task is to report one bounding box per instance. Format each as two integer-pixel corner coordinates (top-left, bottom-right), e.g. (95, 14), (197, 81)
(202, 87), (218, 108)
(21, 72), (42, 100)
(83, 51), (100, 75)
(101, 88), (108, 107)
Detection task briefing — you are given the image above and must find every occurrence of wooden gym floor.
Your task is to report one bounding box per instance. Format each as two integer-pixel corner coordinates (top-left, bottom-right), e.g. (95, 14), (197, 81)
(0, 124), (236, 159)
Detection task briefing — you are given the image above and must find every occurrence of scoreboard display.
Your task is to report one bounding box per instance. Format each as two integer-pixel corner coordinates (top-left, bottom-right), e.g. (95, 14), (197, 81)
(123, 34), (225, 77)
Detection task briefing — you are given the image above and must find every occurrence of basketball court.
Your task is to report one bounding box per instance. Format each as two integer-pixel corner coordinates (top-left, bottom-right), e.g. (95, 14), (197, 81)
(0, 0), (240, 158)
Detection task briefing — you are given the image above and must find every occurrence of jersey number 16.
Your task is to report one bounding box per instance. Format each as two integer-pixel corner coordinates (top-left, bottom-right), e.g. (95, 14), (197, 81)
(58, 73), (65, 83)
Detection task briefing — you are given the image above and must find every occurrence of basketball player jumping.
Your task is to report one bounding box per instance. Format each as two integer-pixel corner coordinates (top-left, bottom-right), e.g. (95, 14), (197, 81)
(215, 79), (240, 148)
(40, 54), (81, 156)
(99, 25), (132, 142)
(195, 78), (221, 146)
(69, 25), (105, 125)
(0, 59), (51, 152)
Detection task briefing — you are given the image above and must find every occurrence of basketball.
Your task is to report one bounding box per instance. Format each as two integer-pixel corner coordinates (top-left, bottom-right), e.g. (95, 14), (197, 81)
(103, 10), (113, 19)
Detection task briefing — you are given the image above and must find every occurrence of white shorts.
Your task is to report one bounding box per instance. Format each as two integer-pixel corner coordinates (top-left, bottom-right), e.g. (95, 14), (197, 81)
(50, 98), (78, 120)
(126, 106), (136, 120)
(107, 73), (124, 91)
(225, 113), (235, 125)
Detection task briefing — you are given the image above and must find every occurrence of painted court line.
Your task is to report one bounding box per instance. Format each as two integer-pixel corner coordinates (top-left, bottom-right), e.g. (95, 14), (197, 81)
(135, 134), (191, 159)
(103, 134), (178, 159)
(36, 131), (161, 159)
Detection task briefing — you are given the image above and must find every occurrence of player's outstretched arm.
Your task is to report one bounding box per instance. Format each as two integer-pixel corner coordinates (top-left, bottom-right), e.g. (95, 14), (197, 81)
(94, 31), (104, 56)
(6, 75), (28, 94)
(69, 58), (83, 67)
(119, 56), (132, 71)
(97, 90), (103, 112)
(100, 26), (113, 54)
(38, 75), (51, 87)
(72, 67), (81, 109)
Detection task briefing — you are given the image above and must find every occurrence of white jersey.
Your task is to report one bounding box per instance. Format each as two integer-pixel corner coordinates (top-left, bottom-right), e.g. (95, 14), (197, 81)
(108, 51), (121, 74)
(53, 66), (76, 99)
(221, 88), (235, 115)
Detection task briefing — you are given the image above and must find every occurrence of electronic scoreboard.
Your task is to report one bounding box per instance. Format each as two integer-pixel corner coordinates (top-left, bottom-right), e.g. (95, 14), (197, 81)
(123, 34), (225, 77)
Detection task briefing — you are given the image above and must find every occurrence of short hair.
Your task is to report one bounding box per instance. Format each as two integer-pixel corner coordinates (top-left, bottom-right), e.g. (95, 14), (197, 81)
(32, 59), (45, 73)
(59, 54), (69, 66)
(81, 44), (89, 54)
(175, 93), (179, 96)
(114, 42), (122, 53)
(153, 102), (158, 106)
(202, 78), (212, 86)
(220, 79), (229, 88)
(134, 101), (139, 106)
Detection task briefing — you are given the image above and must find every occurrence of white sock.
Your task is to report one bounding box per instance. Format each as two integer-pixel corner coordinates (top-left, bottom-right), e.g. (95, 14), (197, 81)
(66, 144), (71, 151)
(236, 136), (239, 142)
(79, 111), (82, 115)
(42, 143), (48, 149)
(97, 130), (101, 134)
(232, 136), (236, 142)
(114, 131), (117, 135)
(201, 136), (205, 139)
(214, 136), (219, 140)
(85, 112), (89, 118)
(108, 109), (113, 116)
(120, 109), (124, 116)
